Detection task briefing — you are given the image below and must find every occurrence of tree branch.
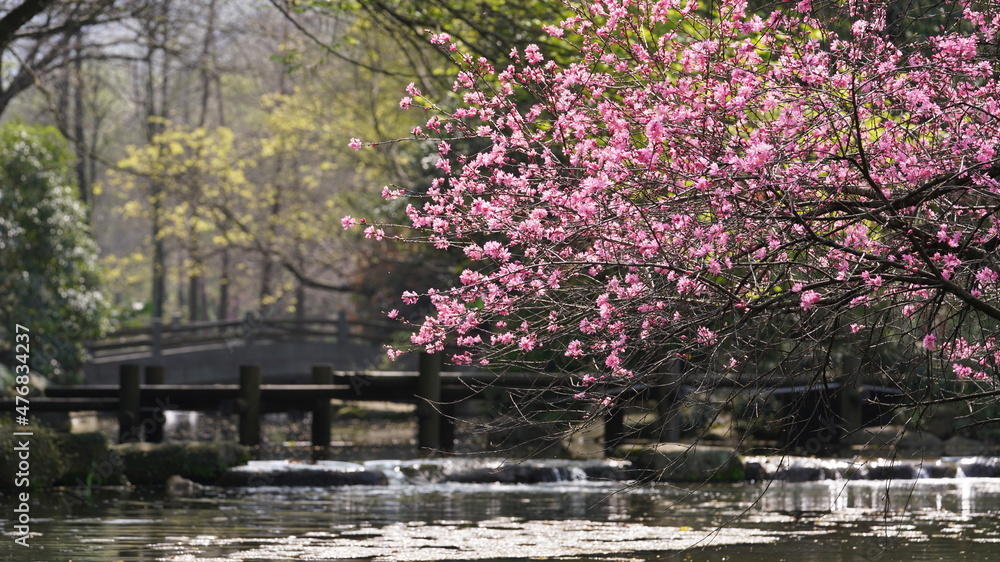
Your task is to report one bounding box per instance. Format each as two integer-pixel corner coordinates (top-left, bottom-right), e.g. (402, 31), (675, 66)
(0, 0), (57, 51)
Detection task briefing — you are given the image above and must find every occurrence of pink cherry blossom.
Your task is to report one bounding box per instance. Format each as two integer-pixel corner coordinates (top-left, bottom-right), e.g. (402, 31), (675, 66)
(923, 334), (937, 351)
(799, 291), (821, 311)
(366, 0), (1000, 397)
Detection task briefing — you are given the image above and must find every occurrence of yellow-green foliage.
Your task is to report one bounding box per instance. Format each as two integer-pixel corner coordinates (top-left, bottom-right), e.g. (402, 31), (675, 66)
(103, 76), (417, 309)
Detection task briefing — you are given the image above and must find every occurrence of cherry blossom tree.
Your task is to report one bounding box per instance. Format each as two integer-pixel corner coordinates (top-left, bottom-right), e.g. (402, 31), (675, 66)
(351, 0), (1000, 443)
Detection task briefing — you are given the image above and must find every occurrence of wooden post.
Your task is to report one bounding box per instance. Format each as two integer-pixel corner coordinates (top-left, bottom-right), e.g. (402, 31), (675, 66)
(656, 391), (681, 443)
(417, 352), (442, 454)
(144, 365), (166, 443)
(837, 355), (864, 448)
(439, 403), (456, 453)
(655, 361), (682, 443)
(118, 364), (141, 443)
(604, 407), (626, 451)
(150, 317), (163, 359)
(311, 365), (333, 459)
(337, 310), (350, 344)
(238, 365), (261, 447)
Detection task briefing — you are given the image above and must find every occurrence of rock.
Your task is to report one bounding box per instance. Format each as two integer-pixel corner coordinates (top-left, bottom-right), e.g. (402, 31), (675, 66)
(844, 425), (904, 448)
(614, 442), (744, 482)
(394, 461), (450, 483)
(924, 403), (964, 439)
(957, 457), (1000, 477)
(925, 460), (960, 479)
(561, 421), (605, 459)
(0, 421), (66, 489)
(775, 464), (828, 482)
(944, 436), (985, 457)
(843, 426), (942, 457)
(866, 460), (925, 480)
(742, 460), (772, 482)
(114, 441), (249, 485)
(54, 432), (117, 486)
(702, 425), (739, 446)
(582, 463), (629, 481)
(897, 431), (943, 457)
(166, 475), (205, 497)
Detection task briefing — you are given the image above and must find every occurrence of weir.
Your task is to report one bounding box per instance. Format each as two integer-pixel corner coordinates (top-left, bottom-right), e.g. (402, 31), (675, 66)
(188, 455), (1000, 488)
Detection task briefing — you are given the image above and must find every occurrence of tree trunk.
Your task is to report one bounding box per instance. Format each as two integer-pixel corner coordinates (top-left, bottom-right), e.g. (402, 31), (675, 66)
(146, 0), (172, 320)
(73, 32), (88, 208)
(198, 0), (217, 127)
(218, 248), (230, 320)
(295, 283), (306, 322)
(188, 235), (202, 322)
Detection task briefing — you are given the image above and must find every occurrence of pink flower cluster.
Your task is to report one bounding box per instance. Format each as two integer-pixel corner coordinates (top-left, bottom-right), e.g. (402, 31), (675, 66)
(355, 0), (1000, 390)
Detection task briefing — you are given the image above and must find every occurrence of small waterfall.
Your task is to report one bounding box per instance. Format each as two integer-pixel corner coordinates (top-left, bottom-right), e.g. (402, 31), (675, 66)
(546, 466), (589, 482)
(210, 454), (1000, 487)
(164, 410), (199, 439)
(216, 458), (630, 487)
(744, 455), (1000, 482)
(956, 457), (1000, 477)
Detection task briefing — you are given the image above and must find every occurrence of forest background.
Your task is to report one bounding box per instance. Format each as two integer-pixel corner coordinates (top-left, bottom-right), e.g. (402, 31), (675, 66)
(0, 0), (567, 383)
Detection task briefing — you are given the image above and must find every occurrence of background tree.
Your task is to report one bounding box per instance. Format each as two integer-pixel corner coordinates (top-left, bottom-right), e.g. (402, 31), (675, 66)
(264, 0), (586, 323)
(276, 0), (576, 91)
(0, 122), (112, 383)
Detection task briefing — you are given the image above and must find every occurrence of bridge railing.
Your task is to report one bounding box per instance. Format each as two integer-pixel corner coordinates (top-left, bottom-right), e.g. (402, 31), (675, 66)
(85, 313), (404, 359)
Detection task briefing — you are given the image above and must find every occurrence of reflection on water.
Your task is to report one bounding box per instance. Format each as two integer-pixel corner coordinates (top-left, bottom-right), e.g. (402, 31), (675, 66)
(4, 477), (1000, 560)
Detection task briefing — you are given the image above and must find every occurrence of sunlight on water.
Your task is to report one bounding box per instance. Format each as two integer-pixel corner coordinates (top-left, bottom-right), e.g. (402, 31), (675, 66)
(5, 468), (1000, 560)
(155, 519), (792, 561)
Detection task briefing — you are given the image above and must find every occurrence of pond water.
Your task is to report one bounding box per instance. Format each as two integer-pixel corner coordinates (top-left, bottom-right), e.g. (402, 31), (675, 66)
(4, 466), (1000, 561)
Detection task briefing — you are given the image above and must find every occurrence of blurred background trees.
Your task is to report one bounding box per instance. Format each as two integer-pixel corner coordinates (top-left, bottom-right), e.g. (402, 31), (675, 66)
(0, 0), (565, 381)
(0, 122), (111, 382)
